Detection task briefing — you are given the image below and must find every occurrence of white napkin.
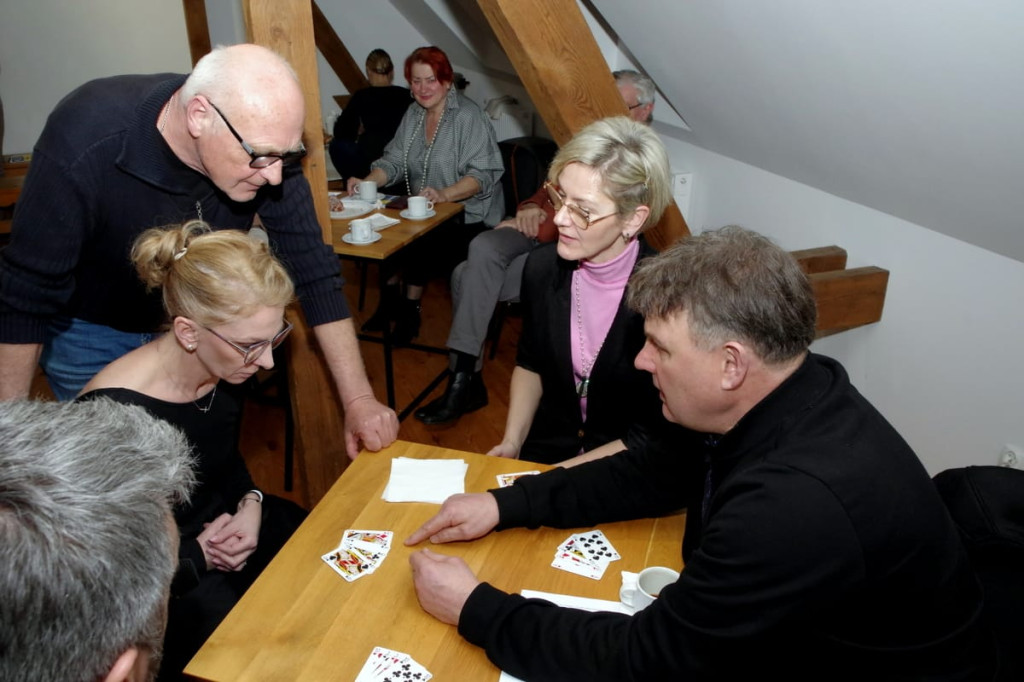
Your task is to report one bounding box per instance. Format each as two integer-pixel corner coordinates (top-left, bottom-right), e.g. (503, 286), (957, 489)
(366, 212), (400, 230)
(381, 457), (468, 503)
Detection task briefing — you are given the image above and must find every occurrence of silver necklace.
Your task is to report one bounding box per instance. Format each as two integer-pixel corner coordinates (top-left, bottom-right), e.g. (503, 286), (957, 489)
(193, 384), (218, 413)
(158, 99), (171, 133)
(403, 92), (448, 196)
(573, 273), (605, 399)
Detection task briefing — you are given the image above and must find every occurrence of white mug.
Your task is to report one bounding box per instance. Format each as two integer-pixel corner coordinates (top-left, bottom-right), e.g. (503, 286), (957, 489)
(620, 566), (679, 611)
(407, 195), (435, 217)
(349, 218), (373, 242)
(356, 180), (378, 202)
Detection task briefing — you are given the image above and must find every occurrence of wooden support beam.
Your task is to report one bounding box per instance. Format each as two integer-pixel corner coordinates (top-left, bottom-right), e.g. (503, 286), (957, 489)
(811, 266), (889, 337)
(311, 1), (369, 94)
(245, 0), (348, 506)
(476, 0), (690, 248)
(792, 245), (848, 274)
(180, 0), (211, 66)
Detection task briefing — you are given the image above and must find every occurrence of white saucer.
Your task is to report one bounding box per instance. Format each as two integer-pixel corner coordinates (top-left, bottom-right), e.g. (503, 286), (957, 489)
(331, 199), (375, 220)
(400, 208), (436, 221)
(341, 232), (382, 245)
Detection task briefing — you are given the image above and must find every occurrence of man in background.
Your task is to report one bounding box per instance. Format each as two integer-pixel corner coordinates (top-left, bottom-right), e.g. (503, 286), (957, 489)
(0, 399), (195, 682)
(0, 43), (397, 458)
(613, 69), (656, 124)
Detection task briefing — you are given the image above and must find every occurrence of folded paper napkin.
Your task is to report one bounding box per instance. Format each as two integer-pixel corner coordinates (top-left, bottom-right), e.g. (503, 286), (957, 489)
(382, 457), (468, 503)
(365, 212), (400, 230)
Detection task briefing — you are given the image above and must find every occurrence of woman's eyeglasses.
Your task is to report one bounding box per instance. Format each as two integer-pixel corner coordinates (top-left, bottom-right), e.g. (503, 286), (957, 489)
(205, 319), (294, 365)
(544, 182), (617, 230)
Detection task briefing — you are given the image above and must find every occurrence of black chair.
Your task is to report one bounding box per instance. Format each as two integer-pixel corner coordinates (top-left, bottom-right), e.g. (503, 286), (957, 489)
(933, 465), (1024, 680)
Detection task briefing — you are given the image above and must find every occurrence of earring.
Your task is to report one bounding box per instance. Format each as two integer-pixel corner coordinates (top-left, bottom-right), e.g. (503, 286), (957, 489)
(187, 343), (196, 351)
(621, 232), (633, 243)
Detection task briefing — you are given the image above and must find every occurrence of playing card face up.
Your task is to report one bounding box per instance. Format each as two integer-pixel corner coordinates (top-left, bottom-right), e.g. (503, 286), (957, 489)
(354, 646), (432, 682)
(496, 470), (541, 488)
(321, 529), (394, 582)
(551, 530), (620, 580)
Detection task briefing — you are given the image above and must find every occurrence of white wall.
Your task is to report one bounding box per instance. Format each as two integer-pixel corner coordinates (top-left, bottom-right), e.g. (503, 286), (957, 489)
(663, 135), (1024, 474)
(0, 0), (191, 154)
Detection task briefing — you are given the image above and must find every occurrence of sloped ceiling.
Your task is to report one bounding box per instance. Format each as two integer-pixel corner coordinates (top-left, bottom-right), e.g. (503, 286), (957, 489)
(590, 0), (1024, 263)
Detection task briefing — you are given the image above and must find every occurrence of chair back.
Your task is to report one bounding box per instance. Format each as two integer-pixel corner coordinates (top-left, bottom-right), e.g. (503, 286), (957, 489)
(498, 136), (558, 218)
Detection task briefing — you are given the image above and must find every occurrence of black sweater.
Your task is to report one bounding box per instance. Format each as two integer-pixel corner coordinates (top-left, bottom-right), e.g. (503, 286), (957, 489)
(460, 354), (993, 680)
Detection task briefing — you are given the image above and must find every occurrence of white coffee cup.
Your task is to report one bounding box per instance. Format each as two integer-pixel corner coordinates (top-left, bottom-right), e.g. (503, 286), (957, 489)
(349, 218), (373, 243)
(407, 195), (435, 217)
(619, 566), (679, 611)
(356, 180), (378, 202)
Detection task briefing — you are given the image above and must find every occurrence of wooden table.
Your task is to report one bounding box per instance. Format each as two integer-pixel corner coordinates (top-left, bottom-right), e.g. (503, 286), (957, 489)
(185, 440), (686, 681)
(332, 202), (465, 417)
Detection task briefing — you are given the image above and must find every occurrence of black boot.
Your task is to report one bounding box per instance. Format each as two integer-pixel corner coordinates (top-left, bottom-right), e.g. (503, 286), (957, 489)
(361, 283), (400, 333)
(415, 371), (488, 425)
(391, 298), (422, 345)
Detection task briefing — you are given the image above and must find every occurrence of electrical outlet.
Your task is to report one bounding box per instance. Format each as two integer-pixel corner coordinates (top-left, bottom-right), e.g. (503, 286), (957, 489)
(671, 172), (693, 220)
(998, 444), (1022, 468)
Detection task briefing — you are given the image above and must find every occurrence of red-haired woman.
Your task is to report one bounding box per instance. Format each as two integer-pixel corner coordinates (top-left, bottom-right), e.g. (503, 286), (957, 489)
(348, 46), (504, 343)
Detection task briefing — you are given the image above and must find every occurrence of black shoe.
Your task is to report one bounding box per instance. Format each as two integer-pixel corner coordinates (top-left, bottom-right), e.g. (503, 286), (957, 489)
(392, 298), (421, 345)
(415, 371), (488, 425)
(361, 283), (399, 333)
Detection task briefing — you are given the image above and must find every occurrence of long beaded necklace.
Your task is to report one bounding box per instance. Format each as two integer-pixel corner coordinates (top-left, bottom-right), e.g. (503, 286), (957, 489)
(573, 273), (605, 399)
(403, 90), (449, 196)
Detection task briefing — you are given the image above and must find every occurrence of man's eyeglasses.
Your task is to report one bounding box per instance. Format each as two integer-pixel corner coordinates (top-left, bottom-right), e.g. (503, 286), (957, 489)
(205, 319), (294, 365)
(208, 101), (307, 169)
(627, 101), (645, 110)
(544, 182), (618, 231)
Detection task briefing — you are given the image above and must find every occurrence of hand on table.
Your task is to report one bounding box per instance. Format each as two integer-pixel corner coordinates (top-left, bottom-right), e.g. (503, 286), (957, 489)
(344, 395), (399, 459)
(409, 549), (480, 626)
(419, 186), (447, 204)
(405, 493), (500, 546)
(486, 441), (520, 459)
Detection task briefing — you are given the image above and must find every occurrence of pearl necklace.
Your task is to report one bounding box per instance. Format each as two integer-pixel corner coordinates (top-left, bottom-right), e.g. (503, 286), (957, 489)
(573, 273), (604, 399)
(403, 90), (449, 196)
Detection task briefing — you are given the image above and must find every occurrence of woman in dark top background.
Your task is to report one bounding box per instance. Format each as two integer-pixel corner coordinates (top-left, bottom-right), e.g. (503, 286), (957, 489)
(329, 48), (410, 182)
(79, 220), (306, 680)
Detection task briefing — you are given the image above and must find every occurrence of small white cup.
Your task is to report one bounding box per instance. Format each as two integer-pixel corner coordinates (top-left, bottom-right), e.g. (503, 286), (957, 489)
(349, 218), (373, 243)
(356, 180), (378, 202)
(620, 566), (679, 612)
(407, 196), (435, 217)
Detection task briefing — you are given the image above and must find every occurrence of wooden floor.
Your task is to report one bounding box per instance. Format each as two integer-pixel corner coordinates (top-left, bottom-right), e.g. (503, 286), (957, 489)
(240, 258), (521, 508)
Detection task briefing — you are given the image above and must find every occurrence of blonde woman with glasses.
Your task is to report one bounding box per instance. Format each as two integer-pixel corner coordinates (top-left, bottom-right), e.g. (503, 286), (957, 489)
(488, 116), (686, 467)
(79, 219), (307, 680)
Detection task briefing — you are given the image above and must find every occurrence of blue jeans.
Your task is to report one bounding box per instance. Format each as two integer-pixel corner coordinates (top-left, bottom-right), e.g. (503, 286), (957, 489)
(40, 317), (155, 401)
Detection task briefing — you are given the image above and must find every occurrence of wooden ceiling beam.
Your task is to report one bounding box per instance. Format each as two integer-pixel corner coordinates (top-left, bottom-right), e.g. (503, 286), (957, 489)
(180, 0), (211, 66)
(311, 1), (369, 94)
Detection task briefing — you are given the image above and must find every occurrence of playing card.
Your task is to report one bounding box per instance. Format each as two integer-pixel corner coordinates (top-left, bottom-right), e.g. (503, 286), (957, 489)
(571, 530), (621, 563)
(341, 529), (393, 563)
(321, 546), (375, 582)
(354, 646), (432, 682)
(496, 471), (541, 488)
(551, 548), (604, 579)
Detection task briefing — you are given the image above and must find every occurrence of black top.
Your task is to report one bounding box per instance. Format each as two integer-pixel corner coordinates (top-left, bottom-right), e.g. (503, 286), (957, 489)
(0, 74), (347, 342)
(80, 383), (253, 584)
(333, 85), (411, 168)
(460, 354), (994, 680)
(515, 241), (683, 464)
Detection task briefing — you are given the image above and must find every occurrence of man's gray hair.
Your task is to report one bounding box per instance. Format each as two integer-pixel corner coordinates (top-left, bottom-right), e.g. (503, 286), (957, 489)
(613, 69), (656, 105)
(0, 399), (195, 682)
(628, 225), (817, 364)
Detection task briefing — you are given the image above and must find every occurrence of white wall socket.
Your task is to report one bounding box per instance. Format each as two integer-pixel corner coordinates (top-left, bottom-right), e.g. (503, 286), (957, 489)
(671, 172), (693, 221)
(998, 444), (1022, 468)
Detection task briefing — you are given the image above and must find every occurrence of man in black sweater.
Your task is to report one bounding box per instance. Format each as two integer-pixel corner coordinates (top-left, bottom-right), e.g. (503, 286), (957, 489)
(406, 225), (994, 680)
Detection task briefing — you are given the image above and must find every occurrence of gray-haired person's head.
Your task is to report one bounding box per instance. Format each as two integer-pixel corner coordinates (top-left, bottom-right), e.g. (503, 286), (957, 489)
(613, 70), (656, 124)
(628, 225), (817, 365)
(547, 116), (672, 233)
(0, 399), (195, 682)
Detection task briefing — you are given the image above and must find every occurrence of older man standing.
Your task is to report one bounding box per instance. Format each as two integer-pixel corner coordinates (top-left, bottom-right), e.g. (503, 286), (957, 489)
(406, 226), (994, 679)
(0, 399), (195, 682)
(0, 44), (397, 457)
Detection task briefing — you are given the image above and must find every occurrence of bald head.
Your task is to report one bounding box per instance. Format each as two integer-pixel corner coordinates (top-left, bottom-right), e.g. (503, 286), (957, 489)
(183, 44), (305, 131)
